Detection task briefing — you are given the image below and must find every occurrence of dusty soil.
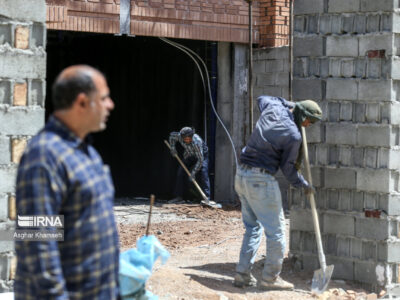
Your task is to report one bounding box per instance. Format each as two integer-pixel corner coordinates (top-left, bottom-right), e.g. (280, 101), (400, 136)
(116, 199), (380, 300)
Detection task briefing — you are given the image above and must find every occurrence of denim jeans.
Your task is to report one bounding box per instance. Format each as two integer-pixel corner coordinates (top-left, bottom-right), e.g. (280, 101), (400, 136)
(174, 155), (211, 199)
(235, 165), (285, 281)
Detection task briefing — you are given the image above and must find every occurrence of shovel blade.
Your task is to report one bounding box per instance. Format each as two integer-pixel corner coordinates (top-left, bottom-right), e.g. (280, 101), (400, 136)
(200, 200), (222, 209)
(311, 264), (334, 294)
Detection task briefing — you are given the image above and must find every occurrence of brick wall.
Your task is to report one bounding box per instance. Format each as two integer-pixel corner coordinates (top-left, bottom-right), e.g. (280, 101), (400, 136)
(259, 0), (290, 47)
(0, 0), (47, 291)
(290, 0), (400, 292)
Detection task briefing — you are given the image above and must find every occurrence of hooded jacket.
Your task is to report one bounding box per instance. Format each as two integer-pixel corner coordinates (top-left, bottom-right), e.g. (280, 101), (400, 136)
(240, 95), (309, 188)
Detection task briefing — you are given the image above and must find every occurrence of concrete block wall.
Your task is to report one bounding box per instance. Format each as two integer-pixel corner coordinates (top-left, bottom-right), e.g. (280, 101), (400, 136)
(290, 0), (400, 292)
(0, 0), (46, 292)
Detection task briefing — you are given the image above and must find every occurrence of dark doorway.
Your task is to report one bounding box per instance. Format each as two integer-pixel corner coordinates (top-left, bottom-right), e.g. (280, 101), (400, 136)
(46, 31), (216, 199)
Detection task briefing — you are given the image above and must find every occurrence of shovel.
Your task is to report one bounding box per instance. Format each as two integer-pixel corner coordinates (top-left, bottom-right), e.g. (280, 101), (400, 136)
(164, 140), (221, 209)
(301, 127), (334, 294)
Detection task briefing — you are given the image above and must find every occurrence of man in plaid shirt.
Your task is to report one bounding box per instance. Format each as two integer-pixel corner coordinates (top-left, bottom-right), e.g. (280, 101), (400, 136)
(169, 127), (211, 201)
(15, 65), (119, 299)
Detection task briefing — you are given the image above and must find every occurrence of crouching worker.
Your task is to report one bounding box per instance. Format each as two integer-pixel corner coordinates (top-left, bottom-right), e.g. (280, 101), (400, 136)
(169, 127), (211, 202)
(234, 96), (322, 290)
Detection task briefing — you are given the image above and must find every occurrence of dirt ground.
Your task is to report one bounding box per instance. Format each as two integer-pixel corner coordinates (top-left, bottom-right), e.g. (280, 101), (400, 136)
(116, 199), (381, 300)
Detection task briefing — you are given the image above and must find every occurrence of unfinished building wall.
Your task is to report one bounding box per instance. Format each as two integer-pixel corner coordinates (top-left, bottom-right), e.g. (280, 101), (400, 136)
(290, 0), (400, 291)
(0, 0), (46, 291)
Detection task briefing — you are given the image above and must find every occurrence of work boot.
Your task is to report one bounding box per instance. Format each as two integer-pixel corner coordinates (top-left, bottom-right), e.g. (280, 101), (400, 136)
(169, 196), (183, 203)
(259, 276), (294, 290)
(233, 272), (256, 288)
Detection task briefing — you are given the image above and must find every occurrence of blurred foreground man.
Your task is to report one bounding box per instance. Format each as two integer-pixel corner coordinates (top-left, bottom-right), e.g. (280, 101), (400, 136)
(15, 65), (119, 299)
(234, 96), (322, 290)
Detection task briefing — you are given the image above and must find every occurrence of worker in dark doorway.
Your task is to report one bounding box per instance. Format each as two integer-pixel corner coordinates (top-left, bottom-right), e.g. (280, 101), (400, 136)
(233, 96), (322, 291)
(169, 127), (211, 202)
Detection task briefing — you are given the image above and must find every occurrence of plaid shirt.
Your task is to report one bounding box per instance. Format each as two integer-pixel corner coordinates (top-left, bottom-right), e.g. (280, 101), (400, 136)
(169, 132), (207, 174)
(15, 116), (120, 300)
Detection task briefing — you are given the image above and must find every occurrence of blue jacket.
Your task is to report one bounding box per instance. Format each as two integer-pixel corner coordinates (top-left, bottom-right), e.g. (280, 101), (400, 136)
(240, 96), (309, 188)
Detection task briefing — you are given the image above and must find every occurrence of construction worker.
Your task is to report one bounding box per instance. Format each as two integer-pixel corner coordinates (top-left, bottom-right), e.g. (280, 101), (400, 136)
(15, 65), (119, 299)
(233, 96), (322, 290)
(169, 127), (211, 202)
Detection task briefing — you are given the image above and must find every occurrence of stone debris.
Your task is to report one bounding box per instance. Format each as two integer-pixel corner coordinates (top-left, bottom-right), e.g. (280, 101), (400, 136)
(314, 288), (379, 300)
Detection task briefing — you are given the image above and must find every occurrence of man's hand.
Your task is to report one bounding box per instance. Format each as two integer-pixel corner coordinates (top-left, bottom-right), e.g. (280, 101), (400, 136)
(170, 149), (177, 157)
(304, 185), (316, 196)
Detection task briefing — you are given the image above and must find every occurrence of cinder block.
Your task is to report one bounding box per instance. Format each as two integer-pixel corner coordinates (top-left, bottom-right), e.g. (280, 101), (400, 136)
(341, 59), (355, 77)
(391, 59), (400, 79)
(294, 16), (305, 33)
(362, 241), (377, 260)
(11, 138), (27, 164)
(355, 59), (367, 78)
(294, 58), (307, 77)
(0, 108), (44, 135)
(15, 26), (29, 50)
(294, 0), (324, 15)
(328, 146), (338, 165)
(316, 144), (329, 165)
(0, 0), (45, 21)
(338, 146), (352, 166)
(379, 242), (400, 263)
(325, 168), (356, 189)
(337, 237), (351, 257)
(340, 102), (353, 121)
(320, 58), (330, 78)
(364, 193), (378, 209)
(0, 24), (12, 46)
(262, 86), (282, 97)
(339, 190), (351, 211)
(329, 59), (342, 77)
(326, 79), (358, 100)
(366, 14), (381, 33)
(326, 256), (354, 281)
(351, 238), (362, 259)
(355, 217), (390, 240)
(289, 188), (304, 208)
(355, 261), (388, 286)
(290, 230), (302, 251)
(265, 60), (284, 73)
(328, 102), (340, 122)
(307, 15), (319, 34)
(328, 190), (339, 209)
(328, 0), (360, 13)
(256, 73), (275, 86)
(353, 147), (364, 167)
(358, 80), (392, 101)
(0, 80), (12, 105)
(361, 0), (396, 12)
(381, 14), (391, 32)
(367, 59), (382, 79)
(319, 15), (332, 35)
(302, 231), (317, 253)
(31, 23), (46, 48)
(253, 60), (265, 73)
(356, 169), (394, 193)
(0, 51), (46, 79)
(365, 103), (380, 122)
(393, 13), (400, 33)
(8, 195), (15, 221)
(275, 72), (289, 87)
(365, 148), (377, 168)
(352, 191), (364, 211)
(354, 15), (367, 34)
(357, 125), (395, 147)
(378, 148), (390, 168)
(293, 37), (324, 57)
(323, 213), (355, 235)
(308, 58), (320, 77)
(0, 167), (17, 194)
(388, 149), (400, 170)
(305, 123), (324, 143)
(327, 36), (358, 57)
(359, 34), (393, 56)
(342, 16), (355, 34)
(331, 15), (342, 34)
(0, 136), (10, 165)
(13, 82), (27, 106)
(300, 253), (320, 271)
(290, 209), (316, 232)
(30, 79), (45, 106)
(326, 123), (357, 145)
(292, 79), (323, 100)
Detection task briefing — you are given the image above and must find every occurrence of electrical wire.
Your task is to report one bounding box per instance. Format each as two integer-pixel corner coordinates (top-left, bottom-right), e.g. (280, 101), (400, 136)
(159, 37), (239, 168)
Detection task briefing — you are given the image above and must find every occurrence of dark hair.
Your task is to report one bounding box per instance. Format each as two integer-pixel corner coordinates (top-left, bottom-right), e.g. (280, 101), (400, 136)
(51, 70), (97, 110)
(180, 127), (195, 138)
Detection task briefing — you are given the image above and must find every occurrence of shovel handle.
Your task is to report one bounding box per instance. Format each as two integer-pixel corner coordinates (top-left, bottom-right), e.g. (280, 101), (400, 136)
(164, 140), (209, 202)
(301, 127), (327, 271)
(146, 194), (155, 236)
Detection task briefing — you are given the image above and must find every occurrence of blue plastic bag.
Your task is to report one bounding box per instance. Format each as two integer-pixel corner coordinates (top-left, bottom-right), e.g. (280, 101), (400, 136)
(119, 235), (170, 300)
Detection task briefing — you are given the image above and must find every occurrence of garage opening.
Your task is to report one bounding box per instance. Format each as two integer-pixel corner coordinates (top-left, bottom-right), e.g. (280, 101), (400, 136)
(46, 31), (217, 199)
